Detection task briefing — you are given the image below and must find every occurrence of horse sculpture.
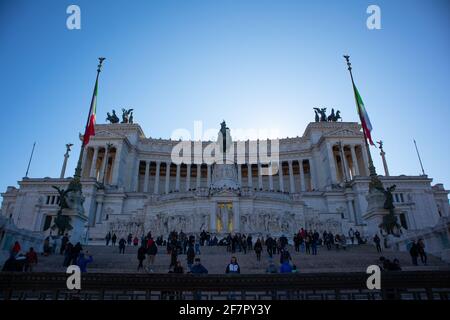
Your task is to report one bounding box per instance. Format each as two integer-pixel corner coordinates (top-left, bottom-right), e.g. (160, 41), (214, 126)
(106, 110), (120, 123)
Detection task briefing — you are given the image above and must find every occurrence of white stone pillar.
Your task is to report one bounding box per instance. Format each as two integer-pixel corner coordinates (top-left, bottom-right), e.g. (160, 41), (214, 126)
(308, 158), (316, 190)
(278, 161), (284, 192)
(288, 160), (295, 193)
(81, 146), (89, 177)
(111, 145), (122, 186)
(175, 164), (181, 191)
(196, 164), (201, 189)
(258, 163), (263, 189)
(154, 161), (161, 194)
(134, 160), (141, 192)
(99, 147), (109, 183)
(361, 144), (370, 176)
(185, 164), (191, 191)
(237, 165), (242, 186)
(165, 162), (171, 194)
(89, 147), (99, 178)
(327, 143), (338, 183)
(233, 201), (240, 232)
(143, 161), (150, 193)
(247, 164), (253, 188)
(347, 198), (356, 222)
(268, 164), (274, 191)
(207, 165), (211, 187)
(95, 200), (103, 224)
(350, 145), (360, 176)
(299, 159), (306, 192)
(210, 202), (216, 232)
(340, 144), (350, 181)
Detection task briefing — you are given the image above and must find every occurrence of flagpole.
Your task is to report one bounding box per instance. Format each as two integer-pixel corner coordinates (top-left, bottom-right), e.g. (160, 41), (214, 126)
(343, 55), (381, 190)
(25, 142), (36, 178)
(70, 57), (105, 191)
(413, 139), (426, 175)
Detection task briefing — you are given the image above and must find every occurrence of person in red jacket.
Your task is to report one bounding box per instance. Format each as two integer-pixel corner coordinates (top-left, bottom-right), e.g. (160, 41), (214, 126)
(25, 247), (38, 272)
(11, 241), (21, 258)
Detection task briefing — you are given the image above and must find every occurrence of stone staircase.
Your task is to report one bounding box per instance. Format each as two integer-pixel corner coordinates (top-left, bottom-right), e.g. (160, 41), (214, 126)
(32, 243), (449, 274)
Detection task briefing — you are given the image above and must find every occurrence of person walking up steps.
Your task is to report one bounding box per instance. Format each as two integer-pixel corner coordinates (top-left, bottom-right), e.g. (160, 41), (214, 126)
(373, 234), (382, 253)
(137, 245), (146, 271)
(418, 239), (427, 265)
(146, 237), (158, 272)
(119, 237), (126, 254)
(111, 233), (117, 246)
(254, 238), (263, 262)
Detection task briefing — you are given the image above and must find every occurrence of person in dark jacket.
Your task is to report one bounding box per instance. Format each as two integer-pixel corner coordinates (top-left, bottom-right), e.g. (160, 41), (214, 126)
(137, 246), (146, 271)
(71, 242), (83, 265)
(373, 234), (382, 253)
(105, 232), (111, 246)
(225, 256), (240, 274)
(174, 260), (184, 273)
(190, 258), (208, 274)
(60, 234), (69, 255)
(409, 240), (419, 266)
(118, 238), (126, 254)
(186, 245), (195, 270)
(111, 233), (117, 246)
(418, 239), (427, 265)
(254, 239), (263, 261)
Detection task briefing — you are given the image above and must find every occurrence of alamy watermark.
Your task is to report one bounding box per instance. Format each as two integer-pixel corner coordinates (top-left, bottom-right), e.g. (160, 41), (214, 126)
(367, 5), (381, 30)
(169, 121), (280, 175)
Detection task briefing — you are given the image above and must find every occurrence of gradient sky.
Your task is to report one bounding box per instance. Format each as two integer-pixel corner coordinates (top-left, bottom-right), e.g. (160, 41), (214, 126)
(1, 0), (449, 198)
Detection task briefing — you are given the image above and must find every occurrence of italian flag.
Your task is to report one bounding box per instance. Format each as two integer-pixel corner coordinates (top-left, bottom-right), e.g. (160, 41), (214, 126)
(353, 84), (375, 145)
(83, 78), (98, 145)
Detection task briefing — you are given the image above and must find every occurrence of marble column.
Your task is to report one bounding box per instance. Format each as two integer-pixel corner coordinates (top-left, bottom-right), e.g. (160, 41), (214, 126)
(175, 164), (181, 191)
(327, 143), (338, 184)
(134, 160), (141, 192)
(196, 164), (201, 189)
(258, 163), (263, 189)
(89, 147), (99, 178)
(165, 162), (171, 194)
(278, 161), (284, 192)
(288, 160), (295, 193)
(308, 158), (316, 190)
(361, 144), (370, 176)
(299, 159), (306, 192)
(237, 165), (242, 186)
(95, 199), (103, 224)
(347, 198), (356, 222)
(143, 160), (150, 193)
(111, 145), (122, 186)
(81, 146), (89, 177)
(350, 145), (360, 176)
(154, 161), (161, 194)
(247, 164), (253, 188)
(99, 147), (109, 183)
(233, 201), (240, 232)
(268, 164), (274, 191)
(339, 144), (350, 181)
(207, 165), (211, 187)
(185, 164), (191, 191)
(210, 202), (217, 232)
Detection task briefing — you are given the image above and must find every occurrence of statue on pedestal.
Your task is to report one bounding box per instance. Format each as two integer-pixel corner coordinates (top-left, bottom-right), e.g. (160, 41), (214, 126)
(376, 184), (402, 236)
(51, 186), (74, 235)
(121, 108), (134, 123)
(106, 110), (120, 123)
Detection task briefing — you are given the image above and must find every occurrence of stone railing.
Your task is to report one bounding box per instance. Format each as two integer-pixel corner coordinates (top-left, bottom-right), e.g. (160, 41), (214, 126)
(1, 271), (449, 300)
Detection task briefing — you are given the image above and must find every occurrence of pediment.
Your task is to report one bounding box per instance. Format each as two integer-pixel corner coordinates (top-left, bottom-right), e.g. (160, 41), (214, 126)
(94, 130), (125, 139)
(324, 128), (361, 137)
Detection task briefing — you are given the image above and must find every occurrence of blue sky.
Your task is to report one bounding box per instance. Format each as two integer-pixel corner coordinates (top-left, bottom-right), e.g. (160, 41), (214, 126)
(0, 0), (449, 197)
